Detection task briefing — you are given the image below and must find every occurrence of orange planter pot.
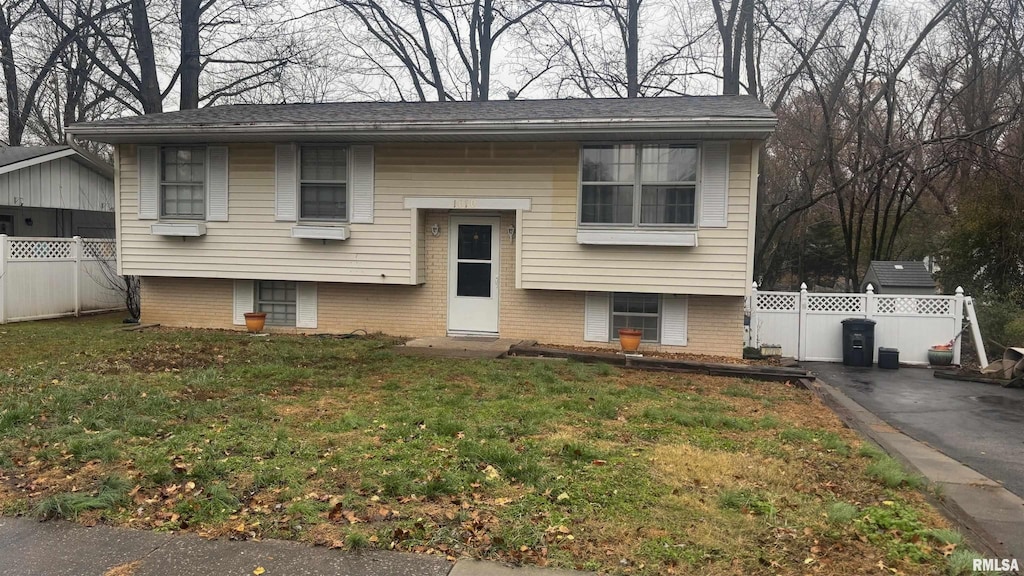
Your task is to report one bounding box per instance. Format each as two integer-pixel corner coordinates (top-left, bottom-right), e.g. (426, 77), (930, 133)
(243, 312), (267, 333)
(618, 328), (642, 353)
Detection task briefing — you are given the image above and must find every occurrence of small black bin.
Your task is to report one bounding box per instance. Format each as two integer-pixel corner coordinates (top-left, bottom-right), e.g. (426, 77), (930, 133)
(841, 318), (876, 367)
(878, 347), (899, 370)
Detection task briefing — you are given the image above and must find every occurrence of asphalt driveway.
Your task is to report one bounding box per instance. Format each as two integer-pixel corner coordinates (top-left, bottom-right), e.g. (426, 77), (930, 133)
(809, 362), (1024, 499)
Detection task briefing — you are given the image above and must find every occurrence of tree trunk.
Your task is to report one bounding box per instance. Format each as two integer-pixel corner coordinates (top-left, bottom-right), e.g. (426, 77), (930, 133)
(180, 0), (202, 110)
(477, 0), (493, 101)
(0, 7), (24, 145)
(626, 0), (639, 98)
(132, 0), (163, 113)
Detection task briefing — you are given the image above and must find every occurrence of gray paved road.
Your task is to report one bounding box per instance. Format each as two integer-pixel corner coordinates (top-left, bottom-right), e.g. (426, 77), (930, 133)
(809, 362), (1024, 499)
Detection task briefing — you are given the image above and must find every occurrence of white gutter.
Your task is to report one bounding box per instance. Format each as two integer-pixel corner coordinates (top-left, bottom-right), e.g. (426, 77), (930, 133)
(68, 116), (778, 143)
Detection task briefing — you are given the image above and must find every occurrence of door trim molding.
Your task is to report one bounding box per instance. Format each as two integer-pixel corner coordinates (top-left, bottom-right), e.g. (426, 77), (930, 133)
(447, 215), (501, 335)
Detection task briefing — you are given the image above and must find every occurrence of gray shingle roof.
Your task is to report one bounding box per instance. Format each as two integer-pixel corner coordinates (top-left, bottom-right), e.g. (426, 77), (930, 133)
(72, 96), (773, 130)
(866, 261), (936, 288)
(0, 146), (70, 168)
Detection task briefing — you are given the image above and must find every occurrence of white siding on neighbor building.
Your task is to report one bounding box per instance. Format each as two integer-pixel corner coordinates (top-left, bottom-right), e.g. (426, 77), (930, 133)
(116, 141), (757, 296)
(0, 156), (113, 212)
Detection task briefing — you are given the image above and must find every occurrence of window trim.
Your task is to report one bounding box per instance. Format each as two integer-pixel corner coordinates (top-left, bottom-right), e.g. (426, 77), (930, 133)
(578, 142), (701, 229)
(609, 292), (662, 343)
(255, 280), (297, 327)
(159, 145), (207, 221)
(297, 144), (351, 223)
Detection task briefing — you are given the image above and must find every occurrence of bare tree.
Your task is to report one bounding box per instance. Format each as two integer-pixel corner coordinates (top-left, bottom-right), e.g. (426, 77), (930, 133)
(331, 0), (553, 101)
(526, 0), (714, 98)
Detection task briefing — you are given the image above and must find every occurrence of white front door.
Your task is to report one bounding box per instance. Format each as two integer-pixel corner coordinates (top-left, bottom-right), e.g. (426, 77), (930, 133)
(448, 216), (500, 335)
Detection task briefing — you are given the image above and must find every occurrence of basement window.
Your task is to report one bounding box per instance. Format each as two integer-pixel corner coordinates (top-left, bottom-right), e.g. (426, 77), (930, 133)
(256, 281), (297, 326)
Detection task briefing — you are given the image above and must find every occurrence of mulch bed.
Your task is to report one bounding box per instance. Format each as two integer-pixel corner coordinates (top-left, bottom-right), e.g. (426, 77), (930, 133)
(508, 343), (810, 383)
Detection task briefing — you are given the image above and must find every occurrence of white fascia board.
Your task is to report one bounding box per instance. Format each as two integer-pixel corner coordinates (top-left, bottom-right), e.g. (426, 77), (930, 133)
(404, 197), (532, 211)
(576, 229), (698, 247)
(68, 118), (778, 144)
(0, 149), (78, 176)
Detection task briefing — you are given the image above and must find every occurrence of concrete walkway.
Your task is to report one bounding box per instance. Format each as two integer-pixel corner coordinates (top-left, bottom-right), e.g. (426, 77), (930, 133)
(805, 370), (1024, 560)
(396, 337), (521, 359)
(0, 516), (594, 576)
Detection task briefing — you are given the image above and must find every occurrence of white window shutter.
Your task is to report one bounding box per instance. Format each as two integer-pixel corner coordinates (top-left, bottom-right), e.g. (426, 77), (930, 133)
(350, 145), (374, 223)
(206, 146), (229, 221)
(661, 295), (688, 346)
(699, 142), (729, 228)
(137, 145), (159, 220)
(233, 280), (255, 325)
(584, 292), (610, 342)
(296, 282), (318, 329)
(275, 143), (297, 221)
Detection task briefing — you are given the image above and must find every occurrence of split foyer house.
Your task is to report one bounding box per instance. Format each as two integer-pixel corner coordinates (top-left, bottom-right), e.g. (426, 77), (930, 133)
(68, 97), (776, 357)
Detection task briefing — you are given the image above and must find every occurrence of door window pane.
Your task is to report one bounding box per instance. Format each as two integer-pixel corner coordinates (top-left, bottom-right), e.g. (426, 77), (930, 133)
(458, 225), (492, 260)
(457, 262), (491, 297)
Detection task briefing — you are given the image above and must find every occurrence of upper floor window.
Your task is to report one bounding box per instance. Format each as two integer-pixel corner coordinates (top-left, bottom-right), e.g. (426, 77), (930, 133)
(580, 144), (698, 227)
(161, 146), (206, 219)
(299, 145), (348, 221)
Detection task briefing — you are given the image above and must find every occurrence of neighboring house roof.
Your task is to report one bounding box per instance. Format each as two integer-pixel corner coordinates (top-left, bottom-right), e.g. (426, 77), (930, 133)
(0, 145), (113, 178)
(0, 145), (72, 168)
(864, 261), (936, 288)
(67, 96), (777, 144)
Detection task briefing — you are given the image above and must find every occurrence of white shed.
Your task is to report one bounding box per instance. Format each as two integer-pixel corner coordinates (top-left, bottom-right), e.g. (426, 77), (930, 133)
(0, 146), (114, 237)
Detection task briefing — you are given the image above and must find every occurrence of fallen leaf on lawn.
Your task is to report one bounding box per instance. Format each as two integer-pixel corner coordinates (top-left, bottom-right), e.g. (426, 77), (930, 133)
(556, 492), (569, 501)
(591, 460), (607, 466)
(253, 567), (265, 575)
(482, 465), (500, 480)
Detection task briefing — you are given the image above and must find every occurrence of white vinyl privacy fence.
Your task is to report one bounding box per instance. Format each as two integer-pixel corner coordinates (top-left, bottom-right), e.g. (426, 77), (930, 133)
(0, 235), (124, 324)
(749, 283), (965, 365)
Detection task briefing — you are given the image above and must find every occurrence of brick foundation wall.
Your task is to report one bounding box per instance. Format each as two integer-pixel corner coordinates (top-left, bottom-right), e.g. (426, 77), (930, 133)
(139, 210), (745, 357)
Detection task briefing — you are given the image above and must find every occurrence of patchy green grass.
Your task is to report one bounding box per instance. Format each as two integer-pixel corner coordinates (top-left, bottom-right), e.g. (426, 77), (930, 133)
(0, 315), (969, 574)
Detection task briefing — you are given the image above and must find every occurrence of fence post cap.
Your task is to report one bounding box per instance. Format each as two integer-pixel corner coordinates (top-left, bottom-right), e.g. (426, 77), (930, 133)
(800, 282), (808, 292)
(751, 281), (758, 291)
(955, 286), (964, 295)
(866, 283), (875, 293)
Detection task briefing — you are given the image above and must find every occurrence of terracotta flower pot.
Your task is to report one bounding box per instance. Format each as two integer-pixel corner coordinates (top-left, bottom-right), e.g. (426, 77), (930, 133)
(243, 312), (267, 333)
(618, 328), (642, 353)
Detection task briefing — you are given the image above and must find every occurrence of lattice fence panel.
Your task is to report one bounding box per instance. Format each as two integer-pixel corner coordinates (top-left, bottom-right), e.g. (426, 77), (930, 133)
(8, 239), (73, 260)
(82, 241), (116, 261)
(806, 294), (864, 313)
(756, 292), (798, 312)
(876, 296), (951, 316)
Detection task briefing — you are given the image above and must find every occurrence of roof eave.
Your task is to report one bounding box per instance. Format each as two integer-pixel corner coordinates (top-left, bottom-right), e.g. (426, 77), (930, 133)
(67, 117), (778, 144)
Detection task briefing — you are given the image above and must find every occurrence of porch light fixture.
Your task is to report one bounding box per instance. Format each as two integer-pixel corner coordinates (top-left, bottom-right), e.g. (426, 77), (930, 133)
(508, 225), (516, 243)
(430, 223), (440, 237)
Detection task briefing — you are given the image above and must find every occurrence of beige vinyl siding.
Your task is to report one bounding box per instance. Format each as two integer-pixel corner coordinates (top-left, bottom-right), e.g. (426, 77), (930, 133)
(118, 141), (756, 296)
(518, 141), (754, 296)
(119, 143), (411, 283)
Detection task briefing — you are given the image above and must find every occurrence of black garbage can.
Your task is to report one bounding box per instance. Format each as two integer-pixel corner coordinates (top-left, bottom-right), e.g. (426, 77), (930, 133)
(841, 318), (876, 367)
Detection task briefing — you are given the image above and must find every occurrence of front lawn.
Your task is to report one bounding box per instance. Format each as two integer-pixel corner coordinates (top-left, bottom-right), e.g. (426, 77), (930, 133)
(0, 315), (976, 574)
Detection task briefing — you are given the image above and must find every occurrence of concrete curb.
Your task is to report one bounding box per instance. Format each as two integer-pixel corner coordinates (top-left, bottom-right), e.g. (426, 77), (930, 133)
(804, 376), (1024, 560)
